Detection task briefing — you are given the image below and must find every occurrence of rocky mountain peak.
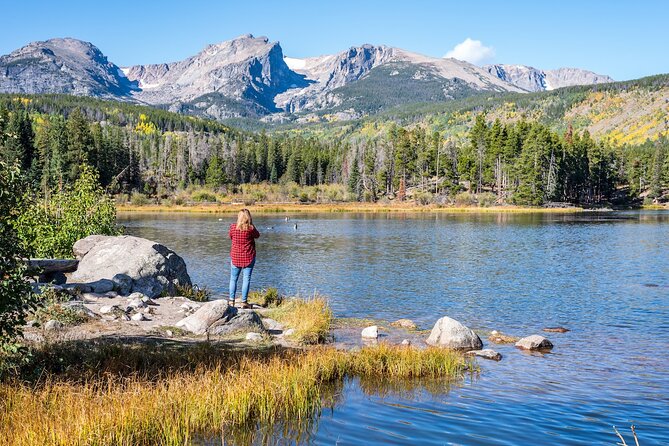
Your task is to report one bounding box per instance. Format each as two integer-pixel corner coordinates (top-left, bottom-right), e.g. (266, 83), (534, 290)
(484, 64), (613, 92)
(0, 37), (137, 97)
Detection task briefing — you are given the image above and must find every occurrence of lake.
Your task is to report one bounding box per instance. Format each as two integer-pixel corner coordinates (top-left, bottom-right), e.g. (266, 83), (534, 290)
(118, 211), (669, 445)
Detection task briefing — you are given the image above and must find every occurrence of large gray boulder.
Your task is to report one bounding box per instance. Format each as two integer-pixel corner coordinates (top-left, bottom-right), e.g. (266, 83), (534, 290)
(70, 235), (191, 298)
(426, 316), (483, 351)
(175, 300), (233, 335)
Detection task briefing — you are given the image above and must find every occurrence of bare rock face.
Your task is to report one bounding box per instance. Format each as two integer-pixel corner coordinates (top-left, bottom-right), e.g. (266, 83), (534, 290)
(125, 34), (310, 119)
(515, 335), (554, 351)
(484, 64), (613, 92)
(426, 316), (483, 351)
(70, 235), (191, 298)
(0, 38), (137, 97)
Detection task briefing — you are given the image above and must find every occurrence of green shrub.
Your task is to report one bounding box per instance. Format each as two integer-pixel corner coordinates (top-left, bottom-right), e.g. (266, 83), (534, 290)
(33, 287), (89, 326)
(191, 190), (218, 203)
(414, 191), (434, 205)
(16, 165), (121, 258)
(249, 287), (282, 307)
(130, 192), (149, 206)
(454, 192), (476, 206)
(477, 192), (497, 207)
(0, 162), (38, 350)
(175, 284), (212, 302)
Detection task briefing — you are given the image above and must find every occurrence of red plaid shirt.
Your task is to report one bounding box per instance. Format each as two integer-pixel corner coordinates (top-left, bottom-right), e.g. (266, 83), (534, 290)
(229, 224), (260, 267)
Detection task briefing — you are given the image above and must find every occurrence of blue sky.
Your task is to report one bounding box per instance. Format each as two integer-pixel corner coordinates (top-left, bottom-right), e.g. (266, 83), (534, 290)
(1, 0), (667, 80)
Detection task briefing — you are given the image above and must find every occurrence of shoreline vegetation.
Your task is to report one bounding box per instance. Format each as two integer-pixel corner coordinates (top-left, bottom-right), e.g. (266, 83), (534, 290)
(1, 295), (473, 446)
(117, 202), (591, 214)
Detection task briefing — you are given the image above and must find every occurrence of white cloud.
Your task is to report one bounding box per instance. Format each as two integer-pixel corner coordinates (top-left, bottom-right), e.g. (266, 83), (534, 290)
(445, 38), (495, 65)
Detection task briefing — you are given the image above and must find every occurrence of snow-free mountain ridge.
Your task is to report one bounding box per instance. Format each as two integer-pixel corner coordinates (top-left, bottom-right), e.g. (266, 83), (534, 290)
(0, 35), (614, 121)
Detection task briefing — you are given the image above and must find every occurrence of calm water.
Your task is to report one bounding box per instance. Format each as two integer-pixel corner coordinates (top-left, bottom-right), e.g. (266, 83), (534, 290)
(118, 211), (669, 445)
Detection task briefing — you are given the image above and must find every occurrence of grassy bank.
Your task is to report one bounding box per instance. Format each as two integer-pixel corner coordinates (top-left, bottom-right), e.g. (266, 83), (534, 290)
(0, 342), (470, 446)
(117, 202), (585, 214)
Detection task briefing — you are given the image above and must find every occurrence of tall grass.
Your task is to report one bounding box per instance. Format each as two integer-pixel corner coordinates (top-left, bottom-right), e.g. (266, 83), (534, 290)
(266, 296), (333, 344)
(0, 342), (470, 446)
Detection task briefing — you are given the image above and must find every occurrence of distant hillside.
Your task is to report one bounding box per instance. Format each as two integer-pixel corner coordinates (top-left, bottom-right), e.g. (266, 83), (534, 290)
(275, 74), (669, 148)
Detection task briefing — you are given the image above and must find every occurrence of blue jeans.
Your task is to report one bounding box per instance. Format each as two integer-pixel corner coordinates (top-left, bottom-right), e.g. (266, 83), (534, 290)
(229, 258), (255, 302)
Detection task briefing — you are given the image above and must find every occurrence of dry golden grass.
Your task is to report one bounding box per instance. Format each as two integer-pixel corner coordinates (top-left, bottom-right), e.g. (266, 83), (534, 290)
(117, 202), (584, 215)
(0, 342), (469, 446)
(266, 296), (333, 344)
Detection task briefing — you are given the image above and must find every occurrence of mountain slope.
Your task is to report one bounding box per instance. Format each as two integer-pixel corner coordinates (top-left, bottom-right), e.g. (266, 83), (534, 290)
(484, 64), (614, 92)
(276, 45), (524, 113)
(124, 34), (310, 119)
(0, 38), (137, 97)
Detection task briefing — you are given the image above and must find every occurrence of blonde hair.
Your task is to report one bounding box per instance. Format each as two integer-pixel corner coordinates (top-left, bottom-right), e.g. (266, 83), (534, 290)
(236, 209), (253, 231)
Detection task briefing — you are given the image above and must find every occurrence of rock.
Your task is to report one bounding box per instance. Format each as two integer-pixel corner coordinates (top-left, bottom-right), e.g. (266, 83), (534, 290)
(542, 327), (570, 333)
(62, 302), (96, 319)
(209, 310), (266, 336)
(44, 320), (63, 331)
(112, 274), (133, 295)
(245, 332), (264, 342)
(98, 305), (119, 315)
(390, 319), (418, 330)
(25, 320), (37, 327)
(261, 318), (284, 331)
(142, 307), (155, 315)
(488, 331), (519, 344)
(89, 279), (115, 293)
(70, 235), (192, 298)
(401, 339), (411, 346)
(426, 316), (483, 351)
(165, 330), (173, 337)
(175, 300), (232, 335)
(131, 312), (147, 321)
(179, 302), (201, 313)
(284, 328), (295, 337)
(515, 335), (554, 351)
(127, 297), (147, 310)
(465, 349), (503, 361)
(141, 295), (156, 305)
(361, 325), (379, 338)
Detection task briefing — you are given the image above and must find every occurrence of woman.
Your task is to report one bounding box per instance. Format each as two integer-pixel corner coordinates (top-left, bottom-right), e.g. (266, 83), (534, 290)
(228, 209), (260, 309)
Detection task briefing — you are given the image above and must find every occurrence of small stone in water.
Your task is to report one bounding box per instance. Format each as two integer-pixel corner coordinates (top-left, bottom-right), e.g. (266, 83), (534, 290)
(361, 325), (379, 338)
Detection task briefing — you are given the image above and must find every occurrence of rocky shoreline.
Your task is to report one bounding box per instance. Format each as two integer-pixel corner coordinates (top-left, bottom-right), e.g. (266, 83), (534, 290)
(27, 235), (563, 358)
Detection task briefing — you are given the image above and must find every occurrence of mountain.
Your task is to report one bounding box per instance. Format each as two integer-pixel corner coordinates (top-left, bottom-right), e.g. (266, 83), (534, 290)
(0, 38), (137, 97)
(124, 34), (310, 119)
(0, 35), (616, 121)
(484, 64), (614, 92)
(276, 45), (524, 114)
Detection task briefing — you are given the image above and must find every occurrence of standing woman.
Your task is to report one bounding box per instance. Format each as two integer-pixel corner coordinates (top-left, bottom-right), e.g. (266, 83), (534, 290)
(229, 209), (260, 309)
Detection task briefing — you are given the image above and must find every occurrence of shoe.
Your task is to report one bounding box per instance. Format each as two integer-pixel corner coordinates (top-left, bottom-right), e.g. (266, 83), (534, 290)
(228, 299), (235, 307)
(240, 302), (251, 309)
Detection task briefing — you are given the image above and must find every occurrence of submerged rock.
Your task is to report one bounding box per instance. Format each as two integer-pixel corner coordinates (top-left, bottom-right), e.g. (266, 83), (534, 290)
(515, 335), (554, 351)
(542, 327), (570, 333)
(465, 349), (503, 361)
(390, 319), (418, 330)
(426, 316), (483, 351)
(70, 235), (191, 298)
(488, 331), (519, 344)
(361, 325), (379, 339)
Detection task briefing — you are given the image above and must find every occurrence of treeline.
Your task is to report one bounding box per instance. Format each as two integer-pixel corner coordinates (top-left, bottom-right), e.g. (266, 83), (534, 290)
(1, 94), (667, 206)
